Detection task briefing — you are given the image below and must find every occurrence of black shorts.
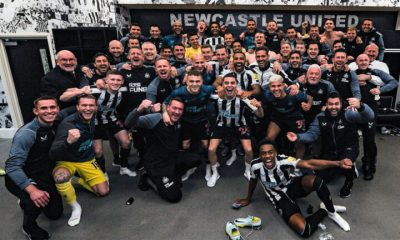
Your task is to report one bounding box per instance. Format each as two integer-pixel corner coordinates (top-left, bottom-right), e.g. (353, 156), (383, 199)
(275, 176), (309, 222)
(94, 122), (125, 140)
(210, 125), (251, 140)
(181, 120), (210, 141)
(271, 116), (305, 134)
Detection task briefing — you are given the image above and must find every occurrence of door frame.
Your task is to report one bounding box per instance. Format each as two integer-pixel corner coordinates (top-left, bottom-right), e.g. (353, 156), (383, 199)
(0, 33), (55, 138)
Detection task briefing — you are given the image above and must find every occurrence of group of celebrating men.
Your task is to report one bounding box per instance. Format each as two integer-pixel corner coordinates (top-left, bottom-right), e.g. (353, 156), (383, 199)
(4, 16), (398, 239)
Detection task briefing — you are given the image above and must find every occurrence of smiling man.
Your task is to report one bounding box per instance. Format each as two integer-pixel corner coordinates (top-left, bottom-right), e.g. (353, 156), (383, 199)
(5, 96), (63, 240)
(321, 49), (361, 102)
(287, 92), (374, 198)
(163, 69), (215, 181)
(50, 94), (109, 227)
(40, 50), (89, 109)
(207, 73), (264, 187)
(264, 74), (312, 159)
(124, 98), (201, 203)
(235, 139), (351, 238)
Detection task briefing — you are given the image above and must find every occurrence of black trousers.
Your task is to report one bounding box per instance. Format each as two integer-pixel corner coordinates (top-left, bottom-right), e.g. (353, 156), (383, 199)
(147, 151), (202, 203)
(5, 176), (63, 227)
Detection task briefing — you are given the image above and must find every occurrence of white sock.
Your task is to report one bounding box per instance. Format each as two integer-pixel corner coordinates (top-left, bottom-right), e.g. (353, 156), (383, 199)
(245, 162), (251, 172)
(231, 149), (237, 156)
(211, 164), (219, 174)
(68, 201), (82, 227)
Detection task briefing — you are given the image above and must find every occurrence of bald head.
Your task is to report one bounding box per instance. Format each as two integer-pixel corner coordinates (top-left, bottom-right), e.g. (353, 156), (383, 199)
(108, 40), (124, 58)
(56, 50), (77, 72)
(191, 54), (206, 71)
(356, 53), (370, 70)
(364, 43), (379, 61)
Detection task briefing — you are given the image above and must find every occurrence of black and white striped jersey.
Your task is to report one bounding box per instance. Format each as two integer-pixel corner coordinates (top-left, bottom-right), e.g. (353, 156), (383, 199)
(221, 67), (259, 91)
(204, 36), (224, 52)
(213, 96), (255, 127)
(90, 87), (127, 125)
(250, 155), (301, 203)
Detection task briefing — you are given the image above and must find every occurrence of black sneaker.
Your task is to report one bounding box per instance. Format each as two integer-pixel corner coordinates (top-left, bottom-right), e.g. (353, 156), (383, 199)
(138, 173), (150, 191)
(339, 181), (353, 198)
(236, 146), (245, 157)
(220, 145), (230, 158)
(362, 163), (374, 181)
(23, 224), (50, 240)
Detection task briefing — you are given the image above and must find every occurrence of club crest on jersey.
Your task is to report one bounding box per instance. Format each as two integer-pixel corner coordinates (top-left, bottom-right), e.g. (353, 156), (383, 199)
(145, 73), (150, 78)
(321, 122), (327, 126)
(40, 135), (48, 142)
(162, 177), (169, 184)
(126, 74), (132, 78)
(318, 89), (324, 94)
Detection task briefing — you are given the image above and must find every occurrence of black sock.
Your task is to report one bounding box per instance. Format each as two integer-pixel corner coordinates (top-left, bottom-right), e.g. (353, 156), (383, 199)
(314, 176), (335, 213)
(120, 148), (131, 167)
(113, 153), (120, 163)
(301, 209), (327, 238)
(96, 156), (106, 173)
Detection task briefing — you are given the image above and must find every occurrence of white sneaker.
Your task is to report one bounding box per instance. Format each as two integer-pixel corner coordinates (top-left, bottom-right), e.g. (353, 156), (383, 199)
(205, 163), (219, 181)
(320, 202), (347, 213)
(243, 170), (251, 180)
(226, 151), (237, 166)
(120, 167), (137, 177)
(327, 211), (350, 232)
(207, 172), (220, 187)
(181, 167), (197, 182)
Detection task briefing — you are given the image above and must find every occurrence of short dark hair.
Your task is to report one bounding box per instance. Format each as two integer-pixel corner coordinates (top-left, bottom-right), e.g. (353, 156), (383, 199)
(289, 50), (302, 59)
(232, 39), (242, 46)
(222, 72), (238, 83)
(34, 96), (57, 108)
(307, 41), (320, 50)
(210, 21), (220, 27)
(155, 57), (170, 66)
(233, 51), (246, 59)
(131, 22), (141, 28)
(77, 94), (96, 104)
(327, 91), (343, 103)
(92, 52), (109, 63)
(255, 46), (269, 55)
(149, 24), (160, 29)
(258, 139), (277, 151)
(106, 69), (123, 78)
(169, 96), (185, 106)
(173, 43), (185, 50)
(186, 69), (203, 78)
(361, 18), (374, 25)
(201, 44), (213, 50)
(161, 46), (172, 52)
(333, 48), (347, 56)
(215, 44), (227, 52)
(286, 26), (296, 32)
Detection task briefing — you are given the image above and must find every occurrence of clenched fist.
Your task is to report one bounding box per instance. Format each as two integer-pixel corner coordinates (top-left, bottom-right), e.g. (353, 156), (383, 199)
(67, 129), (81, 144)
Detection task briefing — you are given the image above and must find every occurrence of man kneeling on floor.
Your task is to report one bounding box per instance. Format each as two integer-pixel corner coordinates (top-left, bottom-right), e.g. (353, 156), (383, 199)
(235, 139), (351, 238)
(50, 94), (109, 227)
(125, 98), (201, 203)
(5, 96), (63, 240)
